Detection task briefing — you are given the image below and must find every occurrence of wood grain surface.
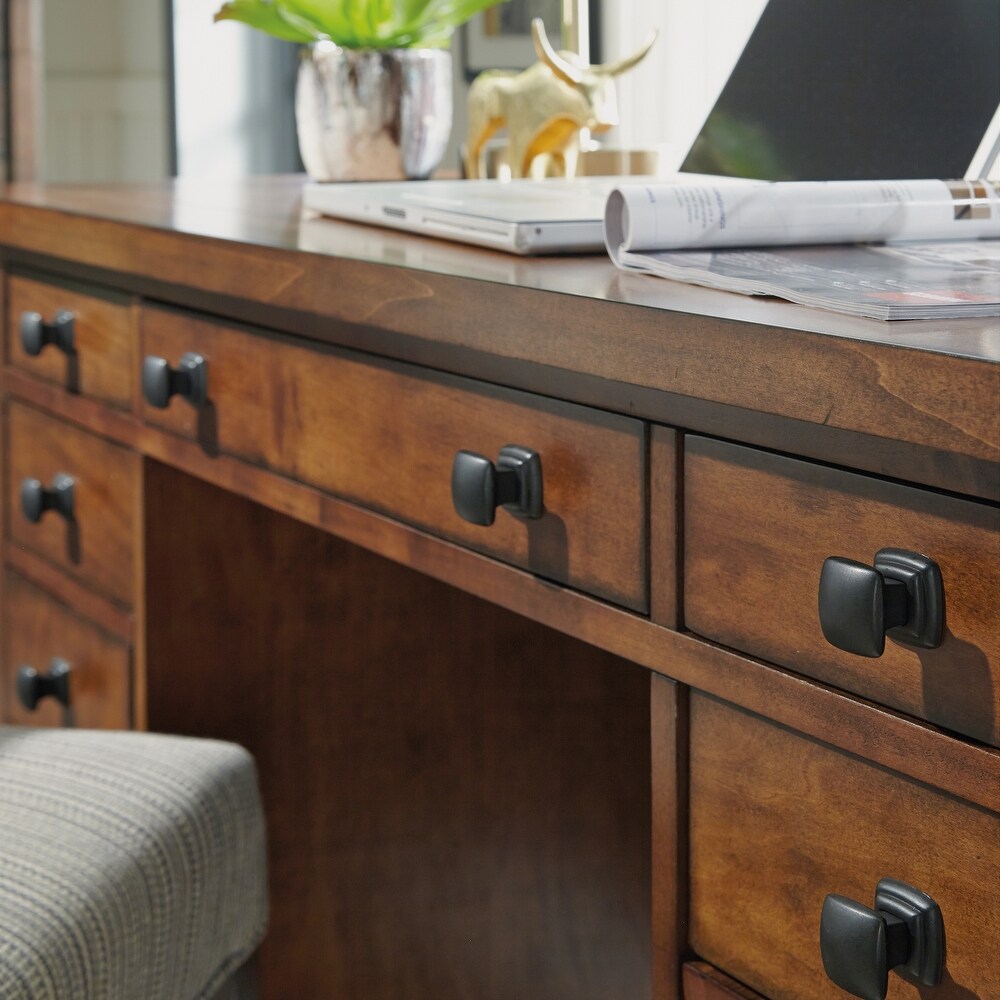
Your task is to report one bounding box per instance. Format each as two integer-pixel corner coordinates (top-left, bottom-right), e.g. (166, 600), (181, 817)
(144, 463), (652, 1000)
(6, 400), (137, 605)
(6, 271), (136, 408)
(3, 364), (141, 446)
(682, 963), (765, 1000)
(5, 543), (132, 640)
(652, 676), (688, 1000)
(131, 416), (999, 813)
(685, 436), (1000, 745)
(141, 305), (649, 610)
(650, 426), (680, 629)
(0, 365), (992, 810)
(2, 569), (130, 728)
(0, 180), (996, 500)
(689, 693), (1000, 1000)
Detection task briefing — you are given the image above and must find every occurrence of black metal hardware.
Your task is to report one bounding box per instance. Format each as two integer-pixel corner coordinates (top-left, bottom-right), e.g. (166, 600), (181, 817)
(16, 659), (72, 711)
(142, 352), (208, 408)
(20, 309), (75, 356)
(451, 445), (543, 526)
(21, 474), (76, 523)
(820, 878), (944, 1000)
(818, 547), (943, 657)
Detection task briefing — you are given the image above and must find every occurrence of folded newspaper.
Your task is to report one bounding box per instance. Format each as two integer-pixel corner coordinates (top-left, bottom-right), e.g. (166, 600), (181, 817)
(604, 179), (1000, 320)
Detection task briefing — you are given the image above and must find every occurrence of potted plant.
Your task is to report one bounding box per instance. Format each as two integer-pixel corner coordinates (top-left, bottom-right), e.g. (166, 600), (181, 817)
(215, 0), (503, 181)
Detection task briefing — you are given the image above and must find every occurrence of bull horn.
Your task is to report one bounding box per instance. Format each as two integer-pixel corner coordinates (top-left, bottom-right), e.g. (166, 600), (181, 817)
(532, 17), (583, 85)
(598, 28), (658, 77)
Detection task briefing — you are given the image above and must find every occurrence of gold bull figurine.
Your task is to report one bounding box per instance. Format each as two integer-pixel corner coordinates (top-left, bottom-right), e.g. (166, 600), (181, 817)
(465, 18), (658, 180)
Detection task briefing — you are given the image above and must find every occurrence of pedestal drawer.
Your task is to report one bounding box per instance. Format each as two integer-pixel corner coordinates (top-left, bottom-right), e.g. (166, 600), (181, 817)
(689, 693), (999, 1000)
(684, 436), (1000, 745)
(683, 963), (764, 1000)
(140, 306), (649, 610)
(1, 570), (131, 729)
(6, 273), (135, 408)
(6, 402), (137, 605)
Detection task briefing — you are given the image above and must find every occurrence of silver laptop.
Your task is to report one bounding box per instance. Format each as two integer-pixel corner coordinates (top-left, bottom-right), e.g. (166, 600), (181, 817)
(303, 0), (1000, 255)
(304, 177), (644, 255)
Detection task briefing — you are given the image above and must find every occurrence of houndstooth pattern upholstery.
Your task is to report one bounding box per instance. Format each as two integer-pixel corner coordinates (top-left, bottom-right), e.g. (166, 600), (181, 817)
(0, 727), (268, 1000)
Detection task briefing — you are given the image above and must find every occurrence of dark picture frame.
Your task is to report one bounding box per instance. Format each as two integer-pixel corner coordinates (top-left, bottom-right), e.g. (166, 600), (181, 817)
(462, 0), (601, 80)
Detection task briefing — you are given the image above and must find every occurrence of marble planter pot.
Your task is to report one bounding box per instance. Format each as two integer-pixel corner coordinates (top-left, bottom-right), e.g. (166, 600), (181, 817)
(296, 42), (453, 181)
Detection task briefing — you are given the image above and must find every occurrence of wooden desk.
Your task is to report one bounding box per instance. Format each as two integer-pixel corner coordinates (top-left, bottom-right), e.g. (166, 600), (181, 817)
(1, 177), (997, 1000)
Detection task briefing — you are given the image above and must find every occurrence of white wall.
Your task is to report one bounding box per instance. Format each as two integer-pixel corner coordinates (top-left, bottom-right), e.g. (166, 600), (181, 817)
(600, 0), (767, 168)
(42, 0), (170, 182)
(173, 0), (299, 177)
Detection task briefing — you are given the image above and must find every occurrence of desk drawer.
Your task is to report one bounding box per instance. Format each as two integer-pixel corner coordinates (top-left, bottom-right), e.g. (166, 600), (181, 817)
(140, 307), (648, 610)
(689, 694), (999, 1000)
(1, 570), (130, 728)
(6, 273), (135, 408)
(684, 437), (1000, 745)
(6, 402), (137, 605)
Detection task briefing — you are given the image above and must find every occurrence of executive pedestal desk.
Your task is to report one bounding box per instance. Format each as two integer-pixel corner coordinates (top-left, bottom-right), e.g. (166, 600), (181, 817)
(0, 177), (997, 1000)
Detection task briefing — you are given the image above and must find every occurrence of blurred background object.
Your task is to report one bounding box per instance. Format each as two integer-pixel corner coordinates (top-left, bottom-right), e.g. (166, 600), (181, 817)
(213, 1), (507, 182)
(18, 1), (994, 187)
(464, 18), (656, 179)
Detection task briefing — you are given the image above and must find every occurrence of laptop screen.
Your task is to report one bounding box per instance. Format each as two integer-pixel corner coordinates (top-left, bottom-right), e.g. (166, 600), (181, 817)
(679, 0), (1000, 181)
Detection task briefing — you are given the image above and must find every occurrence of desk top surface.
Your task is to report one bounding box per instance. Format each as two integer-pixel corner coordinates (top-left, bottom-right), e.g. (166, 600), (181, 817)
(1, 176), (997, 498)
(2, 175), (998, 364)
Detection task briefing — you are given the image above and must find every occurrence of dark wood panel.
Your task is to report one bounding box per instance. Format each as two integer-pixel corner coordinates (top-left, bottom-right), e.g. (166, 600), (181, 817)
(3, 364), (141, 447)
(141, 306), (649, 610)
(689, 694), (1000, 1000)
(652, 676), (687, 1000)
(6, 272), (136, 408)
(136, 421), (1000, 813)
(2, 569), (130, 728)
(685, 436), (1000, 745)
(650, 426), (681, 629)
(144, 462), (652, 1000)
(5, 544), (132, 639)
(682, 963), (765, 1000)
(6, 400), (137, 605)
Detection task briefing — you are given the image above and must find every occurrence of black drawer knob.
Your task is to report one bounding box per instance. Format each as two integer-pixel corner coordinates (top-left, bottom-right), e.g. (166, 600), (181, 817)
(451, 445), (543, 527)
(16, 659), (72, 711)
(142, 352), (208, 408)
(20, 309), (75, 356)
(21, 473), (76, 523)
(820, 878), (943, 1000)
(818, 548), (943, 657)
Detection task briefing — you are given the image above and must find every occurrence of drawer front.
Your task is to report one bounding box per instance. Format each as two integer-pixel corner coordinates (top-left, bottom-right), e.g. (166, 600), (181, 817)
(1, 570), (130, 728)
(684, 436), (1000, 745)
(7, 402), (137, 605)
(683, 962), (765, 1000)
(141, 307), (648, 609)
(689, 694), (999, 1000)
(6, 273), (135, 407)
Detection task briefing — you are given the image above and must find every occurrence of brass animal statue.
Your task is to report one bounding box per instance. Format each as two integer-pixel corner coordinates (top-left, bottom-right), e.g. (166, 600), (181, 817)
(465, 18), (658, 180)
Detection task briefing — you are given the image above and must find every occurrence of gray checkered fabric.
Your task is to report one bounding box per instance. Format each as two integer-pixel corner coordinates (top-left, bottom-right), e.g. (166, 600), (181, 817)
(0, 727), (268, 1000)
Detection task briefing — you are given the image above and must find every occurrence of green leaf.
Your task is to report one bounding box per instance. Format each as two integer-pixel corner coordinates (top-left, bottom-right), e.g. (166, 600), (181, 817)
(213, 0), (320, 42)
(219, 0), (507, 48)
(281, 0), (362, 45)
